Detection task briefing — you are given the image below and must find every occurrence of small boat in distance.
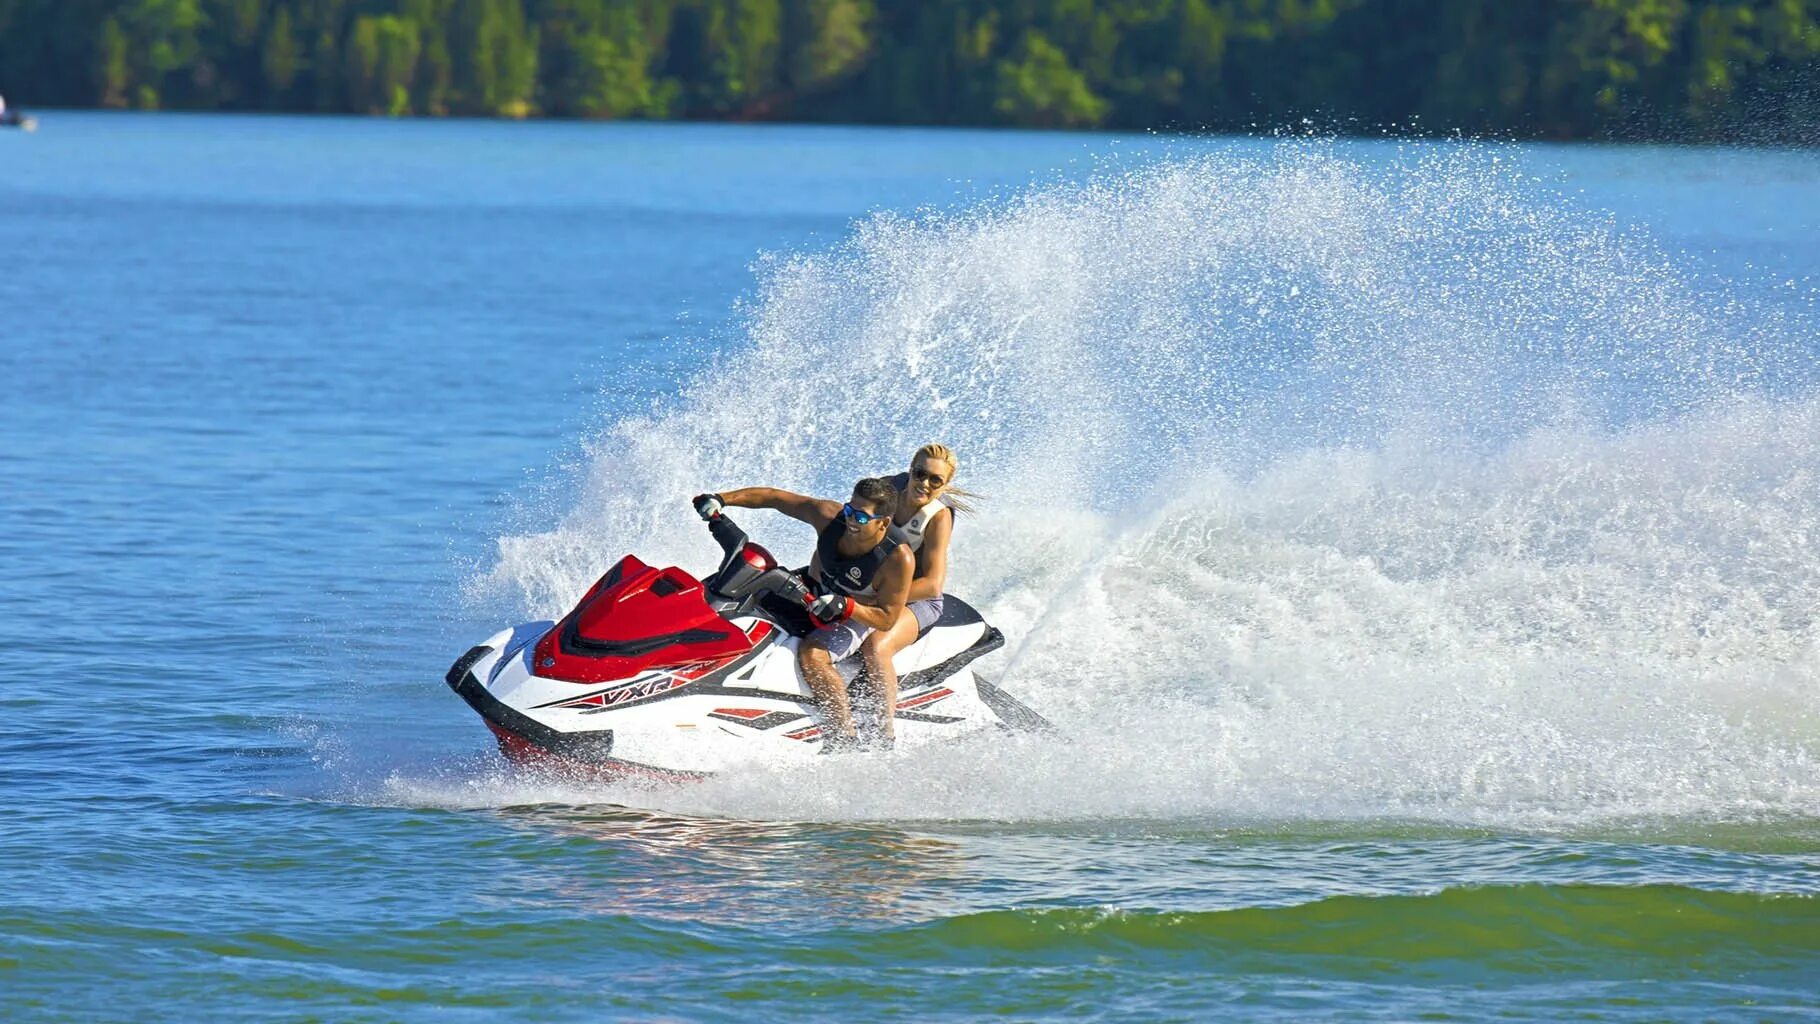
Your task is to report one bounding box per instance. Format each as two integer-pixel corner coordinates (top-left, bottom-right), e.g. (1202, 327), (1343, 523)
(0, 94), (35, 132)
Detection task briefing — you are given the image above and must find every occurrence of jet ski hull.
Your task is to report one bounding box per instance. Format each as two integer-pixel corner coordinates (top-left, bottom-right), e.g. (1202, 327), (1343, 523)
(447, 596), (1034, 780)
(444, 516), (1045, 781)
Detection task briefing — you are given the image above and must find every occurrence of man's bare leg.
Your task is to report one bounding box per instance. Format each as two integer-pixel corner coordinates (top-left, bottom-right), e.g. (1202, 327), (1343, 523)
(860, 609), (920, 744)
(798, 641), (856, 745)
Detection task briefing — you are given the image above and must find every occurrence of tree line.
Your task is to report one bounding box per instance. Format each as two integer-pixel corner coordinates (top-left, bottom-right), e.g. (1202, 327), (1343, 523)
(0, 0), (1814, 141)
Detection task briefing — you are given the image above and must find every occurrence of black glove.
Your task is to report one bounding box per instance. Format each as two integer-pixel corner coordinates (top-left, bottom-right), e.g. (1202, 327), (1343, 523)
(807, 591), (854, 624)
(692, 493), (724, 521)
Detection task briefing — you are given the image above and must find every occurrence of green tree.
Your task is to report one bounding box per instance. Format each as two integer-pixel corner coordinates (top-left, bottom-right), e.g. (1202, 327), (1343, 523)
(1171, 0), (1232, 126)
(97, 16), (133, 108)
(201, 0), (268, 106)
(566, 31), (655, 115)
(536, 0), (673, 117)
(123, 0), (205, 106)
(347, 15), (422, 114)
(724, 0), (783, 109)
(993, 28), (1106, 128)
(418, 26), (454, 115)
(454, 0), (540, 116)
(311, 27), (341, 111)
(670, 0), (782, 114)
(261, 4), (300, 103)
(783, 0), (872, 94)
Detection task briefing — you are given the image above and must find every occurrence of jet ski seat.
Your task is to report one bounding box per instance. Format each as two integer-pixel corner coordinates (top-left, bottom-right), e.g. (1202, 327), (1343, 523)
(918, 594), (984, 641)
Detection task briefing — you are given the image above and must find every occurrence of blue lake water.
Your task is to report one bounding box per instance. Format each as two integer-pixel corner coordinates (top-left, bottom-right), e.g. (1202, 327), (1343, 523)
(3, 112), (1818, 1020)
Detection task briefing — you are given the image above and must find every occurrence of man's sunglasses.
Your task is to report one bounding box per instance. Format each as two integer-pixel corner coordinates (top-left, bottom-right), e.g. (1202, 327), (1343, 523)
(841, 503), (886, 525)
(911, 467), (947, 487)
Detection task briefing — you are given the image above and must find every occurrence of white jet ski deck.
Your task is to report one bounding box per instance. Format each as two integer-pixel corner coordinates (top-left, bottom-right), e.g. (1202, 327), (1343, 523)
(446, 512), (1046, 781)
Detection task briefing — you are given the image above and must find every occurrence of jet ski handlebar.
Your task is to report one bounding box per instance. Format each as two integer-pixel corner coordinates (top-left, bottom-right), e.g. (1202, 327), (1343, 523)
(701, 511), (814, 611)
(705, 506), (747, 556)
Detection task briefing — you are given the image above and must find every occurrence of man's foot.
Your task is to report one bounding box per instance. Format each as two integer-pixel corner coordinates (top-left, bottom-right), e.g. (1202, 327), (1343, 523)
(817, 732), (860, 755)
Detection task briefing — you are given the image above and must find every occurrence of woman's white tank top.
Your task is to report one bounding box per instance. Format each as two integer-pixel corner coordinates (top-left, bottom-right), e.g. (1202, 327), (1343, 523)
(886, 472), (949, 553)
(890, 496), (946, 553)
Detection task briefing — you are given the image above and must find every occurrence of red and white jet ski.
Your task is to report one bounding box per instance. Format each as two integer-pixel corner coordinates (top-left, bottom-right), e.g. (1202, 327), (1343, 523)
(445, 511), (1047, 781)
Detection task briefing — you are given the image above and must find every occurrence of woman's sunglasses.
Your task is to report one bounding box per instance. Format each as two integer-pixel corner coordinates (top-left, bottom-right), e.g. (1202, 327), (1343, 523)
(841, 503), (885, 525)
(911, 467), (947, 487)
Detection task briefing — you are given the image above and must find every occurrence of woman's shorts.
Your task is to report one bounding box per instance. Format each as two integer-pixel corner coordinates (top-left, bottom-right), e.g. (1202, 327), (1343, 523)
(807, 596), (946, 662)
(909, 596), (945, 631)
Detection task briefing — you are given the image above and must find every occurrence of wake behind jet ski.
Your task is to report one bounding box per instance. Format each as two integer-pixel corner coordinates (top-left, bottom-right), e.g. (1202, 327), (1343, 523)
(445, 509), (1047, 781)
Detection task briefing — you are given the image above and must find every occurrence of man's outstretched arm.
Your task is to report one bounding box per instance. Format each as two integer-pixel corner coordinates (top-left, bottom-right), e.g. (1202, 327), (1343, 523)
(700, 487), (840, 531)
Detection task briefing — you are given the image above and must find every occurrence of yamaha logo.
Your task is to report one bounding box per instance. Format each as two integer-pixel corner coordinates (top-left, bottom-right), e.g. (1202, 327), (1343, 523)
(847, 566), (862, 580)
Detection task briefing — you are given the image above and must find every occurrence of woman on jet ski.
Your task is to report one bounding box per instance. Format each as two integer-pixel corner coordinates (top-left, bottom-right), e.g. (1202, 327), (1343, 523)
(861, 443), (975, 744)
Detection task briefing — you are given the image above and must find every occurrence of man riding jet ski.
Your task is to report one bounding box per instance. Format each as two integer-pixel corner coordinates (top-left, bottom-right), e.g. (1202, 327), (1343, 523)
(693, 476), (913, 750)
(444, 492), (1047, 782)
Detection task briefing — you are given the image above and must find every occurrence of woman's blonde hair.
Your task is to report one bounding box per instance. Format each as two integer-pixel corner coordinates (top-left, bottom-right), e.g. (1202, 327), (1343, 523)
(912, 442), (981, 515)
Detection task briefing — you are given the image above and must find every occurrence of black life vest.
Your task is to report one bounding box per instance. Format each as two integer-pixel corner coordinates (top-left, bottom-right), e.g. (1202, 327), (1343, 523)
(815, 519), (903, 599)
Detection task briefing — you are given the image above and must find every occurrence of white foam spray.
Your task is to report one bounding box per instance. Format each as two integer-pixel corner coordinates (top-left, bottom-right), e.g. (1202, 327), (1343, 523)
(466, 143), (1819, 827)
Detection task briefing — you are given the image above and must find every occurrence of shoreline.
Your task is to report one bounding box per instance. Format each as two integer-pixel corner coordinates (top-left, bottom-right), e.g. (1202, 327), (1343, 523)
(10, 106), (1819, 152)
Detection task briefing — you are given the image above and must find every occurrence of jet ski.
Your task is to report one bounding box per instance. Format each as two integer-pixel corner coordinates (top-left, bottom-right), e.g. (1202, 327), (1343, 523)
(445, 510), (1048, 781)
